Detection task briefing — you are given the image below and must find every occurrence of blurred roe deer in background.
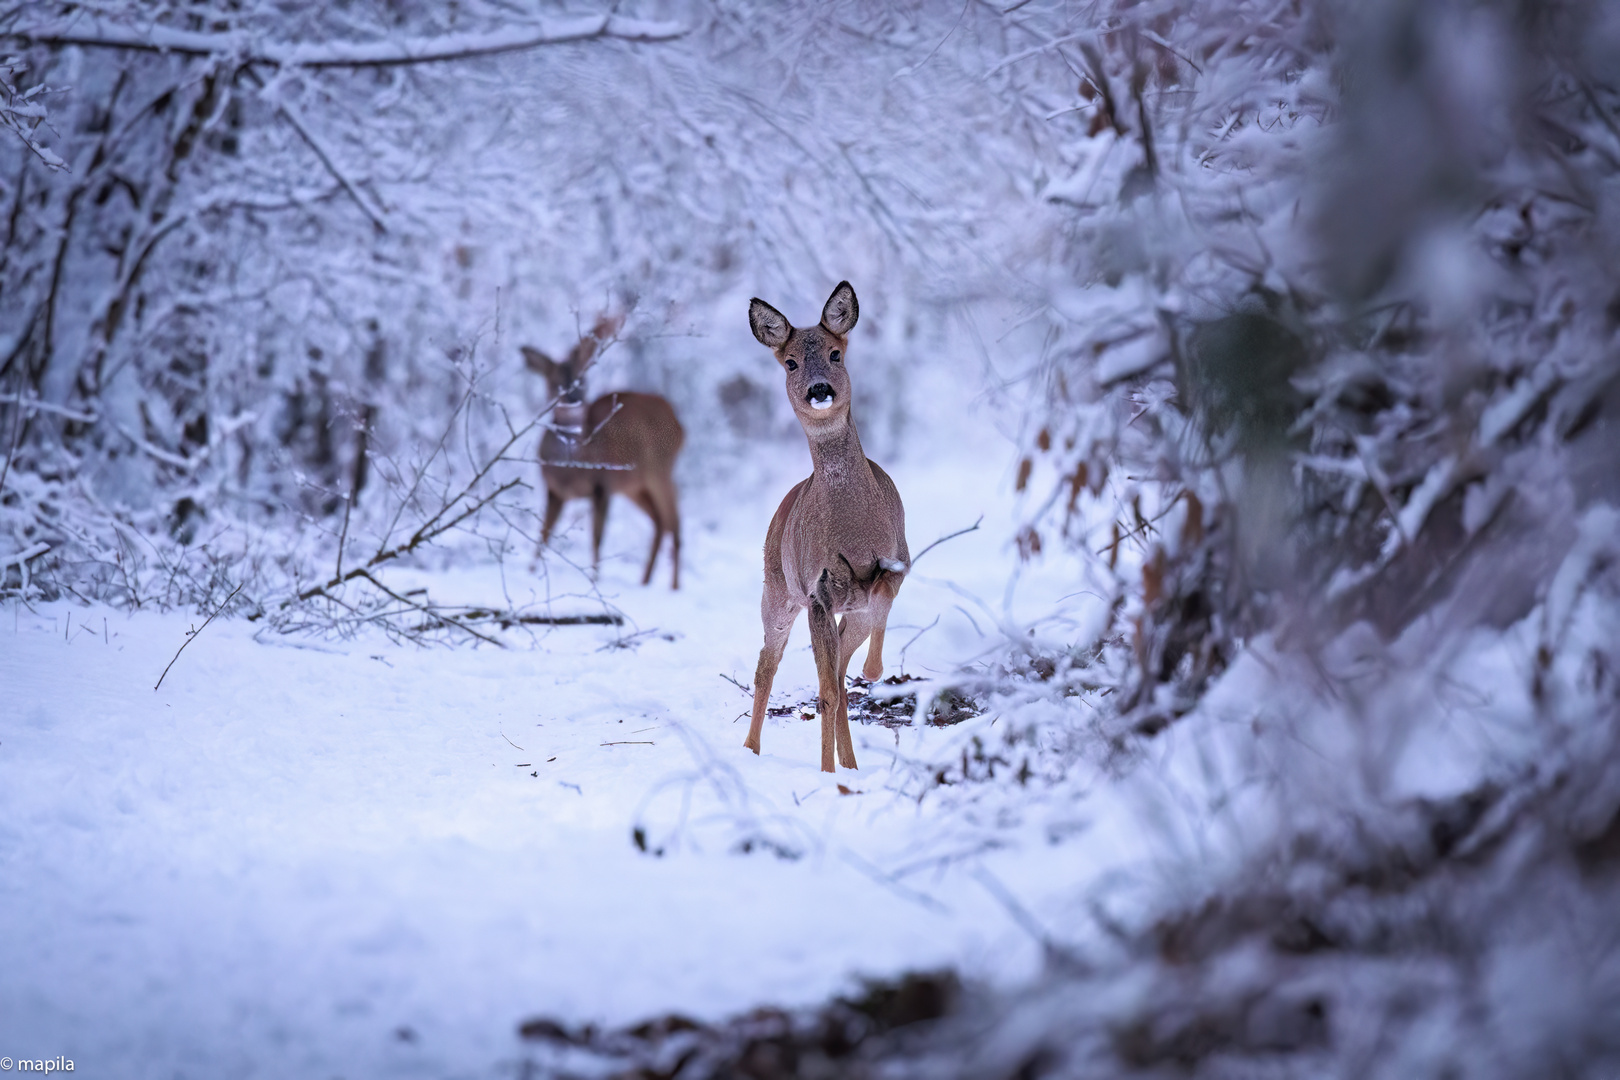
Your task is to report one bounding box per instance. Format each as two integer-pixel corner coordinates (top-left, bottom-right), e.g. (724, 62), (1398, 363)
(523, 315), (685, 589)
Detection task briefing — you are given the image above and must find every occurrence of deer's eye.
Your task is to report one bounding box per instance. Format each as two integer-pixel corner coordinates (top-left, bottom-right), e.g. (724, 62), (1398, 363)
(785, 358), (798, 372)
(829, 350), (842, 362)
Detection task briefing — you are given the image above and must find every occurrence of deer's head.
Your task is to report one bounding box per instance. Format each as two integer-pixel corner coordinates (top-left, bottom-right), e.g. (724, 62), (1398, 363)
(749, 282), (859, 433)
(522, 314), (623, 405)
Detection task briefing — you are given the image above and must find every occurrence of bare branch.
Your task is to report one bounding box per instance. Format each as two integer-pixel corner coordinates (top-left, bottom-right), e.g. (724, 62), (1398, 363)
(294, 476), (525, 602)
(242, 65), (387, 232)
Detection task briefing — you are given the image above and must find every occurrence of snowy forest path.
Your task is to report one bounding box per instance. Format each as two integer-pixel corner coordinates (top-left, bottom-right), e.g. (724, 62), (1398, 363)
(0, 438), (1106, 1079)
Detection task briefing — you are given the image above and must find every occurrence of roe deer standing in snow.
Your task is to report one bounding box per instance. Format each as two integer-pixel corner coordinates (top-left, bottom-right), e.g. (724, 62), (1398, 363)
(523, 316), (685, 588)
(743, 282), (908, 772)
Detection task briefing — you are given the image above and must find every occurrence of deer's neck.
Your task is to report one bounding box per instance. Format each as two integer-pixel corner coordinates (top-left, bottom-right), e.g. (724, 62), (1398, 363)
(806, 417), (874, 489)
(552, 400), (588, 437)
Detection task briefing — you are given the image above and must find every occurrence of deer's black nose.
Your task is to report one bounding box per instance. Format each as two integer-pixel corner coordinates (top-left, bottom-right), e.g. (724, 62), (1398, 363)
(806, 382), (835, 410)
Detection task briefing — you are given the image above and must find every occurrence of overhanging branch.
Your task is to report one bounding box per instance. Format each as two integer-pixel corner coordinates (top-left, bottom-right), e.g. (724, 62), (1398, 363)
(241, 65), (387, 232)
(10, 15), (687, 68)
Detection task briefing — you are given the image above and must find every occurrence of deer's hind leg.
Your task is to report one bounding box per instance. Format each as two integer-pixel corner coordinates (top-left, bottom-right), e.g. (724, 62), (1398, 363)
(746, 575), (797, 755)
(659, 477), (681, 590)
(861, 573), (902, 681)
(644, 474), (681, 590)
(630, 488), (665, 586)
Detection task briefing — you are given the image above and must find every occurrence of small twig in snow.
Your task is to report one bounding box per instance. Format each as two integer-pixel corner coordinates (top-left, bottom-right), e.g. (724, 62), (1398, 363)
(154, 582), (244, 691)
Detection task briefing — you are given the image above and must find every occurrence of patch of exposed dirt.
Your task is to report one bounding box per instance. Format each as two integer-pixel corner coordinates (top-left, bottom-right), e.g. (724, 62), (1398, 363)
(767, 675), (980, 729)
(515, 970), (962, 1079)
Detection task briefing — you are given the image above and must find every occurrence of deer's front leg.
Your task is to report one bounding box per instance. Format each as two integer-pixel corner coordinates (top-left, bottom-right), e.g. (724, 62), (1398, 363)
(807, 595), (843, 773)
(833, 611), (877, 770)
(540, 488), (565, 549)
(746, 579), (796, 755)
(589, 484), (610, 572)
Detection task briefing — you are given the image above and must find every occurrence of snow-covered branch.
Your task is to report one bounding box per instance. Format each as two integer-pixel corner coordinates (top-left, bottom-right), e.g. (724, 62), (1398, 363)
(10, 14), (687, 67)
(0, 54), (66, 169)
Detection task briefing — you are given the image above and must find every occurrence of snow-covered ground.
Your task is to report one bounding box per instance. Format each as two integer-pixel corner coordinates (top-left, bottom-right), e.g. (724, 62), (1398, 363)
(5, 375), (1567, 1078)
(2, 403), (1576, 1079)
(0, 413), (1115, 1078)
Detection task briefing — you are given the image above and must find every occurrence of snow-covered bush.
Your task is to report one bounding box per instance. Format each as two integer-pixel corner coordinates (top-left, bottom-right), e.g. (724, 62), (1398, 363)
(876, 0), (1620, 1075)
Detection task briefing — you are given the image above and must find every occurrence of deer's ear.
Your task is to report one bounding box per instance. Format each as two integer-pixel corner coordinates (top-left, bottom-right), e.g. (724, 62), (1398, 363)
(521, 346), (555, 375)
(749, 298), (792, 349)
(570, 314), (621, 369)
(820, 281), (858, 336)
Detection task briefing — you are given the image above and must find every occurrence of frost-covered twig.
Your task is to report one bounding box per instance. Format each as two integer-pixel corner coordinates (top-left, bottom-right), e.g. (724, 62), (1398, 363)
(908, 515), (983, 570)
(0, 539), (50, 597)
(293, 365), (552, 608)
(0, 394), (96, 422)
(293, 476), (527, 603)
(0, 56), (66, 170)
(632, 722), (816, 860)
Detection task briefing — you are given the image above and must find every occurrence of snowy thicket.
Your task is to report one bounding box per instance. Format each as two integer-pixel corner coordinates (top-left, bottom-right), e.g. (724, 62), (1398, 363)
(1011, 0), (1620, 721)
(880, 1), (1620, 1076)
(4, 0), (1620, 1076)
